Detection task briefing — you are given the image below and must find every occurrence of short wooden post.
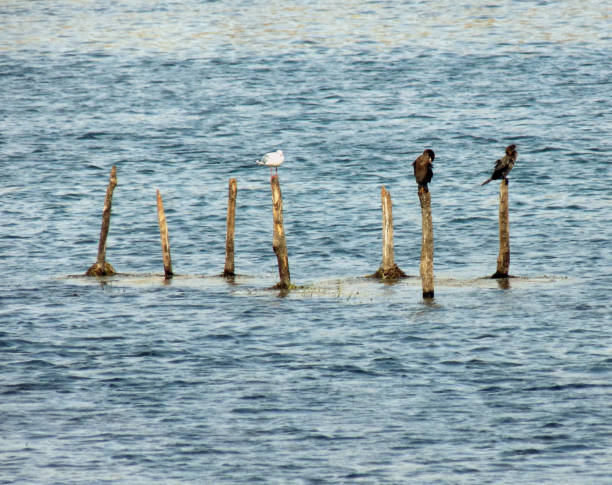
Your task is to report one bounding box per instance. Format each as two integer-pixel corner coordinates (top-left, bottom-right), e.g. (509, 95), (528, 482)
(381, 186), (394, 270)
(418, 186), (434, 298)
(86, 165), (117, 276)
(156, 190), (173, 279)
(492, 179), (510, 278)
(223, 178), (237, 277)
(372, 186), (406, 279)
(270, 175), (291, 289)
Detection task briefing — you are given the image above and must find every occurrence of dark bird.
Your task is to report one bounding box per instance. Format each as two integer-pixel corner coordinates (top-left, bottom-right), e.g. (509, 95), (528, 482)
(412, 149), (435, 192)
(481, 144), (517, 185)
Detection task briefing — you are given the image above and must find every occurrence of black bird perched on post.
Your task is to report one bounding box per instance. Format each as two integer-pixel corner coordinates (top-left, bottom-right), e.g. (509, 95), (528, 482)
(481, 144), (517, 185)
(412, 149), (435, 192)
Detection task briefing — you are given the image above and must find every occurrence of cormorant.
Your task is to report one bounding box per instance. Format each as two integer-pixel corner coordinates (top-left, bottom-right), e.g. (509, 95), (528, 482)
(412, 149), (435, 192)
(481, 145), (517, 185)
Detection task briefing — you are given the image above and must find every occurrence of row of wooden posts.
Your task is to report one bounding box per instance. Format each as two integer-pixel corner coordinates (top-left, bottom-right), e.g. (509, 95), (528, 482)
(86, 166), (511, 298)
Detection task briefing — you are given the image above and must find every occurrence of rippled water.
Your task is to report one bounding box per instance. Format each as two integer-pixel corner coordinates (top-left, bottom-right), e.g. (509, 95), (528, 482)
(1, 1), (611, 483)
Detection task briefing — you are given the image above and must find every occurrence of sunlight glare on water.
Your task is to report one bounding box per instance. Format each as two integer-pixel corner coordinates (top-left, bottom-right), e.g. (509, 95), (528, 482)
(3, 1), (610, 56)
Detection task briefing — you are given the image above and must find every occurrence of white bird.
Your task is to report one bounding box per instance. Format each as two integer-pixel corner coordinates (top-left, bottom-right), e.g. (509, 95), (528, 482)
(256, 149), (284, 177)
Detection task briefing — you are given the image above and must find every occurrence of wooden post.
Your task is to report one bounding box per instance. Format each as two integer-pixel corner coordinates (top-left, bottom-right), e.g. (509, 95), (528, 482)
(223, 178), (237, 277)
(381, 186), (394, 270)
(270, 175), (291, 289)
(156, 190), (173, 279)
(418, 186), (434, 298)
(85, 165), (117, 276)
(372, 186), (406, 279)
(492, 179), (510, 278)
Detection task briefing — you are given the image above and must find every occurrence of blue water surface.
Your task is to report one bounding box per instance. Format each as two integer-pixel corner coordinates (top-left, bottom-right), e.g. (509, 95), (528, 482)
(1, 1), (611, 483)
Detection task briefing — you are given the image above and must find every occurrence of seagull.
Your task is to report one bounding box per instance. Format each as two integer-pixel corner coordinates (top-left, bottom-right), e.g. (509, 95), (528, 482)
(256, 149), (284, 177)
(481, 145), (517, 185)
(412, 149), (435, 192)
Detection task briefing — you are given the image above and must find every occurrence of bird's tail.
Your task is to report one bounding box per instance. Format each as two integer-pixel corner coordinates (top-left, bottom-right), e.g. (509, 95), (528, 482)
(255, 160), (264, 166)
(480, 178), (492, 186)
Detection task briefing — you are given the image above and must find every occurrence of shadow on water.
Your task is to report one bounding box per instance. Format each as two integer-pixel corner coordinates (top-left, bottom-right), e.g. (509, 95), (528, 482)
(420, 296), (442, 309)
(222, 274), (237, 286)
(495, 277), (511, 290)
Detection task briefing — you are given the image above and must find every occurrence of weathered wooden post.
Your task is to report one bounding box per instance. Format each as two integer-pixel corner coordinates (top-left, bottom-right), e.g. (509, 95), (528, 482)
(223, 178), (237, 277)
(156, 189), (173, 279)
(372, 186), (406, 279)
(492, 179), (510, 278)
(418, 186), (434, 298)
(270, 175), (291, 289)
(86, 165), (117, 276)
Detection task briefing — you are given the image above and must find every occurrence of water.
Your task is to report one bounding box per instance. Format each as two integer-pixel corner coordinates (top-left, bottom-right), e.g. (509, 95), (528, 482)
(1, 1), (611, 483)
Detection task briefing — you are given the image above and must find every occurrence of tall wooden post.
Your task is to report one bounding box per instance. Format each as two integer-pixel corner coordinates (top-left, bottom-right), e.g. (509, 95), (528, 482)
(418, 186), (434, 298)
(156, 190), (173, 279)
(372, 186), (405, 279)
(223, 178), (237, 277)
(86, 165), (117, 276)
(270, 175), (291, 289)
(492, 179), (510, 278)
